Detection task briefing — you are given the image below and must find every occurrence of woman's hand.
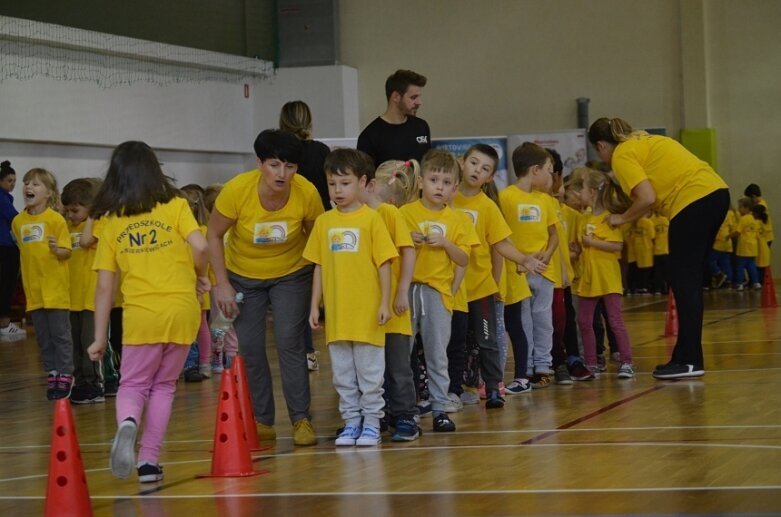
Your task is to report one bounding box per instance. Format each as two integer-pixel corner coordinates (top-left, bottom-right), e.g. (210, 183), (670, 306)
(214, 282), (238, 319)
(607, 213), (625, 228)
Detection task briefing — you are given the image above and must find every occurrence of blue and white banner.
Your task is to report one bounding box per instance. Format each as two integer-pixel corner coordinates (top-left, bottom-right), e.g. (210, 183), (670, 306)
(507, 129), (588, 179)
(432, 136), (509, 190)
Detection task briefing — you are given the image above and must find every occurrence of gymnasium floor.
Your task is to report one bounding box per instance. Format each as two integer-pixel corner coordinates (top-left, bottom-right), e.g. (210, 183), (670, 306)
(1, 289), (780, 516)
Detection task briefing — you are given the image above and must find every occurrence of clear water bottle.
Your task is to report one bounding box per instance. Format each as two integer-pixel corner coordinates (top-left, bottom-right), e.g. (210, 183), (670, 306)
(210, 292), (244, 339)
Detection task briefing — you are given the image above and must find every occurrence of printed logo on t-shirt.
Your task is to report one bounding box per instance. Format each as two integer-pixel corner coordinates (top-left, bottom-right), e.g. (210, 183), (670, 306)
(328, 228), (360, 252)
(20, 223), (44, 243)
(416, 135), (429, 144)
(517, 204), (541, 223)
(418, 221), (447, 238)
(458, 209), (479, 225)
(254, 222), (288, 244)
(70, 232), (82, 249)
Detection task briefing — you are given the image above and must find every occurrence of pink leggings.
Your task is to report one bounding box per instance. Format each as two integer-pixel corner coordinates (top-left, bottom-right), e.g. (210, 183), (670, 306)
(577, 294), (633, 367)
(116, 344), (189, 463)
(197, 311), (211, 366)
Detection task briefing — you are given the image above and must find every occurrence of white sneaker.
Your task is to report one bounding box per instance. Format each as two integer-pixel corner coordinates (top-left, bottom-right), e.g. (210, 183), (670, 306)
(617, 363), (635, 379)
(199, 364), (212, 379)
(447, 392), (464, 412)
(443, 397), (461, 414)
(0, 322), (25, 341)
(355, 425), (381, 446)
(335, 423), (362, 446)
(110, 418), (138, 479)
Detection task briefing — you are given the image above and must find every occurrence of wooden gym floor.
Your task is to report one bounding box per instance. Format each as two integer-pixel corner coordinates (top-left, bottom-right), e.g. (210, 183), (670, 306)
(1, 288), (781, 516)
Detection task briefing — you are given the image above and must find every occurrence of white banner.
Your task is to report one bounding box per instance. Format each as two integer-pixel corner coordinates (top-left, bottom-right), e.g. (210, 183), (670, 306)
(432, 136), (510, 190)
(506, 129), (588, 179)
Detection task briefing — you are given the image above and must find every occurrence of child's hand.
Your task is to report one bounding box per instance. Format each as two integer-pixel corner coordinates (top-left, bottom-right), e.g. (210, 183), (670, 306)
(522, 254), (547, 275)
(309, 307), (321, 330)
(393, 288), (409, 316)
(569, 242), (581, 256)
(582, 235), (594, 248)
(411, 232), (426, 246)
(48, 235), (58, 254)
(425, 233), (446, 248)
(378, 304), (391, 326)
(87, 340), (107, 361)
(533, 251), (550, 264)
(196, 276), (211, 297)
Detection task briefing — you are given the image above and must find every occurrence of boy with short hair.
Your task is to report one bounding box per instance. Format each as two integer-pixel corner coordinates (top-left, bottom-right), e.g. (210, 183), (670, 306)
(400, 149), (478, 432)
(304, 148), (398, 447)
(499, 142), (559, 390)
(62, 178), (106, 403)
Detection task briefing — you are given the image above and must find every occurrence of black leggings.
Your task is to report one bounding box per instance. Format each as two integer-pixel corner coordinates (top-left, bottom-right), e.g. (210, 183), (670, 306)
(0, 246), (20, 319)
(668, 188), (730, 367)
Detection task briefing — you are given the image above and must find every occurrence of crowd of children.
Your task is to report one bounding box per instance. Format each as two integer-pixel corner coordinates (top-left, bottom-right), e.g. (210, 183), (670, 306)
(3, 132), (771, 482)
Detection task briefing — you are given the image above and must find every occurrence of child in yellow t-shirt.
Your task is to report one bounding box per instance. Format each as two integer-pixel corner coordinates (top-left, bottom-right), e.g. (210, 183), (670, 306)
(180, 185), (213, 382)
(651, 211), (670, 294)
(571, 169), (635, 378)
(304, 148), (397, 446)
(62, 178), (105, 404)
(499, 142), (559, 390)
(12, 168), (73, 400)
(400, 149), (478, 433)
(87, 141), (209, 483)
(752, 203), (771, 285)
(732, 197), (760, 290)
(453, 144), (546, 402)
(632, 213), (656, 293)
(360, 158), (421, 441)
(709, 207), (736, 288)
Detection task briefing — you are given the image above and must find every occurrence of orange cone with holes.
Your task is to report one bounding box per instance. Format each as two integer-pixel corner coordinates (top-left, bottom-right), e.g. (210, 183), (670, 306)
(762, 267), (778, 308)
(232, 355), (270, 452)
(664, 289), (679, 337)
(197, 366), (266, 478)
(44, 399), (93, 517)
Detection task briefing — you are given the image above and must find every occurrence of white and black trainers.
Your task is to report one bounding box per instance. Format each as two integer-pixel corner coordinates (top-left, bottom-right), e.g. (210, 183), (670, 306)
(137, 461), (164, 483)
(110, 417), (138, 479)
(652, 362), (704, 379)
(0, 322), (26, 341)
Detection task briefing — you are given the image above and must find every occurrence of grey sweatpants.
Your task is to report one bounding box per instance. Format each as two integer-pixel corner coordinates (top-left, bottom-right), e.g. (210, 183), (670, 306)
(521, 273), (554, 375)
(409, 283), (451, 413)
(330, 341), (385, 429)
(31, 309), (73, 375)
(229, 266), (312, 426)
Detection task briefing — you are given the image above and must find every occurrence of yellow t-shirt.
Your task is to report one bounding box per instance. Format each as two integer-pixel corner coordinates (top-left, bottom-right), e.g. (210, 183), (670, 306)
(652, 214), (670, 255)
(400, 200), (478, 312)
(198, 224), (210, 310)
(215, 170), (324, 280)
(758, 199), (774, 243)
(452, 191), (512, 302)
(757, 220), (771, 268)
(452, 209), (475, 312)
(736, 213), (758, 258)
(503, 258), (532, 305)
(544, 195), (575, 289)
(12, 208), (71, 311)
(632, 217), (656, 268)
(575, 212), (624, 298)
(612, 135), (728, 220)
(93, 197), (201, 345)
(713, 210), (737, 253)
(303, 205), (398, 347)
(375, 203), (414, 336)
(498, 186), (559, 284)
(623, 223), (636, 263)
(68, 220), (99, 311)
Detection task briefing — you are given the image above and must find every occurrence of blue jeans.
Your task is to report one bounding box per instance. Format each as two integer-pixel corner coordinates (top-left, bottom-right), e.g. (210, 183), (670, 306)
(735, 256), (759, 285)
(709, 250), (732, 282)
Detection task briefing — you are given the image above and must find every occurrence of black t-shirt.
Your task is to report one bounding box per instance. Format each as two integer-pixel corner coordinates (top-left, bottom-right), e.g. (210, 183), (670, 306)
(357, 116), (431, 166)
(297, 139), (331, 211)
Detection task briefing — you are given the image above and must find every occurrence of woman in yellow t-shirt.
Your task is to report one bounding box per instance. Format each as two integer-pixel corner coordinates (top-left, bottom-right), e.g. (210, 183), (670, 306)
(589, 117), (730, 380)
(207, 129), (324, 447)
(86, 141), (210, 483)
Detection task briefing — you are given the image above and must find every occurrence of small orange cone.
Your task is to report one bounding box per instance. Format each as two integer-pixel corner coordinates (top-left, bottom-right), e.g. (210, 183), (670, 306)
(664, 289), (678, 337)
(761, 267), (778, 308)
(197, 366), (266, 478)
(44, 399), (93, 517)
(232, 355), (270, 452)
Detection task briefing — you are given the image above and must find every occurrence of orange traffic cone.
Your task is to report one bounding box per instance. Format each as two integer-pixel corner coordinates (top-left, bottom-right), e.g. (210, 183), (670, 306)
(232, 355), (270, 452)
(197, 366), (266, 478)
(761, 267), (778, 308)
(44, 399), (93, 517)
(664, 289), (678, 337)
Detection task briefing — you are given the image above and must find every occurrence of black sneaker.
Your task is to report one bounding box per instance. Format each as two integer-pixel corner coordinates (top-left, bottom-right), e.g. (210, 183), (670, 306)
(137, 461), (164, 483)
(433, 413), (456, 432)
(652, 362), (704, 379)
(104, 379), (119, 397)
(52, 374), (74, 400)
(485, 389), (505, 409)
(391, 417), (420, 442)
(183, 367), (203, 382)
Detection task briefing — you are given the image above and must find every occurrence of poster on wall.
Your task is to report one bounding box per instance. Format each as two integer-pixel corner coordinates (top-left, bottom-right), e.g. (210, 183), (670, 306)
(432, 136), (509, 190)
(321, 137), (358, 150)
(507, 129), (587, 179)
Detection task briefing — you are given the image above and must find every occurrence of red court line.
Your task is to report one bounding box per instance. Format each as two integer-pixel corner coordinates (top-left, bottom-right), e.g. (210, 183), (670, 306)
(520, 385), (665, 445)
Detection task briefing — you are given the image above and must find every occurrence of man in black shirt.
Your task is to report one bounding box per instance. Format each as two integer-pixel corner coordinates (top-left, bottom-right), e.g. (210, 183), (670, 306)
(357, 69), (432, 166)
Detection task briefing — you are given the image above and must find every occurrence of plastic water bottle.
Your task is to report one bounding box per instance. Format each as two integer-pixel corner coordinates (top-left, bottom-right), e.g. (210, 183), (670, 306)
(210, 292), (244, 340)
